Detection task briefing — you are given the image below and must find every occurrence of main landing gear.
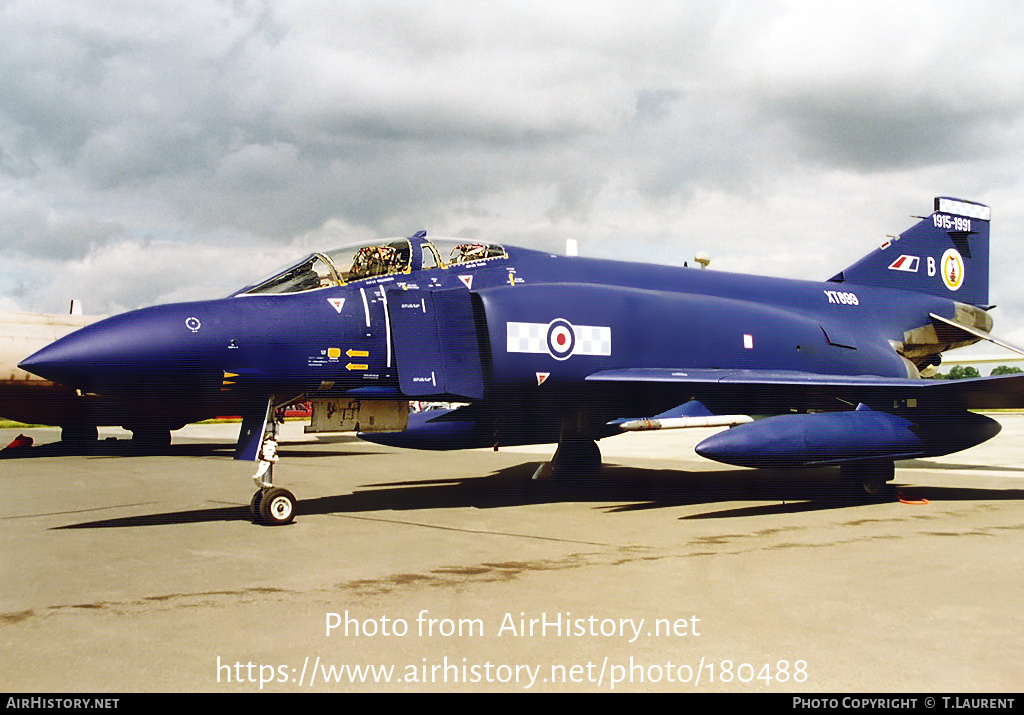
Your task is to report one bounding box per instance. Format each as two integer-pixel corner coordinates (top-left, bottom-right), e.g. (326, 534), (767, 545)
(249, 418), (296, 526)
(532, 439), (602, 480)
(840, 459), (896, 502)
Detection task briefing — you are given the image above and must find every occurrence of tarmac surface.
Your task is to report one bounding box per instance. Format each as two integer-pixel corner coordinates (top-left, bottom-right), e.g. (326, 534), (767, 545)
(2, 415), (1023, 693)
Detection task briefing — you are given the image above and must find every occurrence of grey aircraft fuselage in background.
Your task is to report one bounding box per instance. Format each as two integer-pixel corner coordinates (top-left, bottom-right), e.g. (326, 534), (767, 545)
(20, 197), (1024, 524)
(0, 310), (106, 441)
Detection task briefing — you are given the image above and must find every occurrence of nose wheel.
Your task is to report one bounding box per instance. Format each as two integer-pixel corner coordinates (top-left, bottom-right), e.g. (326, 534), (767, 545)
(248, 418), (297, 525)
(250, 486), (296, 525)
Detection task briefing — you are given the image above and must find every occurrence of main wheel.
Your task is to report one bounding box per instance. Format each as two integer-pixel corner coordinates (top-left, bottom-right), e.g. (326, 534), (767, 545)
(840, 460), (895, 502)
(550, 439), (602, 478)
(258, 487), (296, 526)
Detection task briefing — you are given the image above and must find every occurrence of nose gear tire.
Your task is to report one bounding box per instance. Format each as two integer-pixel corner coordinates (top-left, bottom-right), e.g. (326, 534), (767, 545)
(258, 487), (296, 525)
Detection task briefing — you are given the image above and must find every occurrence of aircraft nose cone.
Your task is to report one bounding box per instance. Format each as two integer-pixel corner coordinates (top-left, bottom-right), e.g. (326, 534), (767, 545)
(18, 324), (132, 389)
(19, 303), (220, 394)
(19, 339), (88, 384)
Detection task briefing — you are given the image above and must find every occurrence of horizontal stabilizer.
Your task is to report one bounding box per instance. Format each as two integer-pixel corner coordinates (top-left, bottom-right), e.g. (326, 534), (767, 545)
(929, 312), (1024, 358)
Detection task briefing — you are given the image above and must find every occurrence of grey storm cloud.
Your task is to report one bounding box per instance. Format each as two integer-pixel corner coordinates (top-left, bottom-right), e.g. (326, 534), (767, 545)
(1, 1), (1024, 316)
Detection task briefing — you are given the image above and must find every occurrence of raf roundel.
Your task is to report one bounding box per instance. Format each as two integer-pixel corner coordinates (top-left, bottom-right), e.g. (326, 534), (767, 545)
(506, 320), (612, 360)
(546, 319), (576, 361)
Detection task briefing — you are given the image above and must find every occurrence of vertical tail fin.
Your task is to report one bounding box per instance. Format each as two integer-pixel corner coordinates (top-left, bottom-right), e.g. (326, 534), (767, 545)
(830, 197), (991, 307)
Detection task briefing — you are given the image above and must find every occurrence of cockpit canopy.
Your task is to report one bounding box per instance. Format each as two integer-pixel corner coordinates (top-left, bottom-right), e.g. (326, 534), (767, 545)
(233, 235), (506, 296)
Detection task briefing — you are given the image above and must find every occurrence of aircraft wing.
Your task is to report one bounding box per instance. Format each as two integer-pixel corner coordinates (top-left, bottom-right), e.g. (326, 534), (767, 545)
(585, 368), (1024, 412)
(934, 372), (1024, 408)
(584, 368), (1021, 470)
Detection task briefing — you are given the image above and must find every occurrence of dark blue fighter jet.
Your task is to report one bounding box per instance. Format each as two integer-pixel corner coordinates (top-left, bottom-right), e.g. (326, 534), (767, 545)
(20, 197), (1024, 524)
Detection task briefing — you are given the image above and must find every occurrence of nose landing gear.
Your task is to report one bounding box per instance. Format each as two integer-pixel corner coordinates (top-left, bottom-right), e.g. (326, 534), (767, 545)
(248, 417), (296, 526)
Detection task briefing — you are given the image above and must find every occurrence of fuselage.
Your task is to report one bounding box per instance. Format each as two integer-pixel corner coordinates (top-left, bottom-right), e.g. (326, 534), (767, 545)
(19, 235), (974, 436)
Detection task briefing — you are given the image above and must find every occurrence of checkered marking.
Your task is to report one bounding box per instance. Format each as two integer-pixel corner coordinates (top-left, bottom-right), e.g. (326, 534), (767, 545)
(506, 320), (611, 361)
(936, 198), (991, 221)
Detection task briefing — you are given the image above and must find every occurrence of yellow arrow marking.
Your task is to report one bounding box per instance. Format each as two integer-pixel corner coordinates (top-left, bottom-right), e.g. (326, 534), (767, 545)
(346, 363), (368, 371)
(346, 349), (369, 358)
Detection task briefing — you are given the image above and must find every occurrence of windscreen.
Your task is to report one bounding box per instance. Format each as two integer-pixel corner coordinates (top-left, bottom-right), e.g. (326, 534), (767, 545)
(236, 239), (412, 296)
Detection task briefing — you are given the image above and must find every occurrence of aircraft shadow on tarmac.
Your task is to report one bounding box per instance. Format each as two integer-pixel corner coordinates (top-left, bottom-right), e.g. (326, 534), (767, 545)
(54, 460), (1024, 530)
(1, 435), (375, 460)
(899, 458), (1024, 473)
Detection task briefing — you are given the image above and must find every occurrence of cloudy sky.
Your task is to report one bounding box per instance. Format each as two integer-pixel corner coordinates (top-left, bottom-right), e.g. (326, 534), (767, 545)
(3, 1), (1024, 340)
